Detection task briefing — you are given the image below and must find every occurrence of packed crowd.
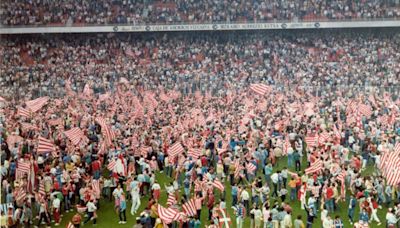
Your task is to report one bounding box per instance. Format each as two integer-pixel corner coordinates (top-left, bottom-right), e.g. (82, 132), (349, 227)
(1, 30), (399, 101)
(0, 30), (400, 228)
(1, 0), (400, 26)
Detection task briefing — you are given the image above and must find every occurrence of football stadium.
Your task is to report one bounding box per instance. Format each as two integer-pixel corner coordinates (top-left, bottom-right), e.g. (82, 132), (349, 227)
(0, 1), (400, 228)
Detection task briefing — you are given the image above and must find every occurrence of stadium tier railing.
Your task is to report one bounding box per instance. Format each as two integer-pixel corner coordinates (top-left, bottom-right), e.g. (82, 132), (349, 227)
(1, 18), (400, 34)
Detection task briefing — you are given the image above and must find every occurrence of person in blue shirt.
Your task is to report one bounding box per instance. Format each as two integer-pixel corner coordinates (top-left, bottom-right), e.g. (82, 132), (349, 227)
(231, 183), (238, 206)
(183, 176), (191, 200)
(119, 193), (127, 224)
(264, 163), (273, 186)
(348, 194), (356, 224)
(359, 208), (369, 223)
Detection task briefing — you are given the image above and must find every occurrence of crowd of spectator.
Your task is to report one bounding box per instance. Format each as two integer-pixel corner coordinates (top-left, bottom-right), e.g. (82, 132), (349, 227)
(1, 0), (400, 26)
(1, 29), (399, 101)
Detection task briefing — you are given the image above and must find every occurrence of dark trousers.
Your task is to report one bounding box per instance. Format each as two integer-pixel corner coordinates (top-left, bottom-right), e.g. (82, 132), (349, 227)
(37, 212), (50, 226)
(84, 212), (96, 224)
(119, 209), (126, 221)
(295, 160), (301, 171)
(272, 183), (278, 197)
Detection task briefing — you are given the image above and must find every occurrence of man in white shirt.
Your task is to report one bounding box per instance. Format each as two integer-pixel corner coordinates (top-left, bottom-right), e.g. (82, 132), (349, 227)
(84, 200), (97, 225)
(271, 171), (280, 197)
(52, 196), (61, 225)
(240, 188), (250, 212)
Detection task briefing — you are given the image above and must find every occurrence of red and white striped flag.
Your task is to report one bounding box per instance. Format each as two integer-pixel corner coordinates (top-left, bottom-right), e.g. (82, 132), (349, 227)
(182, 198), (197, 217)
(168, 142), (184, 158)
(250, 84), (271, 96)
(26, 97), (49, 113)
(166, 193), (177, 206)
(246, 162), (257, 174)
(305, 135), (318, 147)
(17, 160), (31, 174)
(17, 107), (31, 118)
(15, 188), (27, 204)
(64, 127), (85, 145)
(212, 179), (225, 192)
(187, 148), (201, 160)
(92, 180), (101, 199)
(37, 136), (55, 154)
(157, 204), (178, 225)
(305, 159), (323, 175)
(234, 160), (243, 179)
(107, 159), (117, 171)
(95, 117), (115, 146)
(386, 167), (400, 186)
(359, 104), (372, 117)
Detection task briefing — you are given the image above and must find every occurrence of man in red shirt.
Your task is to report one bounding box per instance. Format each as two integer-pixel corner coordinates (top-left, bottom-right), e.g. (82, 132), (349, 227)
(325, 184), (334, 213)
(92, 159), (101, 180)
(207, 193), (215, 221)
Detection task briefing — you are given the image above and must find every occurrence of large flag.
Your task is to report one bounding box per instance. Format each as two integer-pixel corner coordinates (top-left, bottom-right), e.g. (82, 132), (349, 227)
(26, 96), (49, 113)
(182, 198), (197, 217)
(64, 127), (85, 145)
(250, 84), (271, 96)
(305, 159), (323, 175)
(37, 136), (55, 154)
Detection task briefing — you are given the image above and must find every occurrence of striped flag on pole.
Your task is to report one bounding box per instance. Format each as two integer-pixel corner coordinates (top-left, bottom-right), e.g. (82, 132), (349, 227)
(26, 96), (49, 113)
(305, 159), (323, 175)
(167, 142), (184, 158)
(95, 117), (115, 146)
(107, 159), (117, 171)
(92, 180), (101, 199)
(64, 127), (85, 145)
(305, 135), (318, 147)
(37, 136), (54, 154)
(246, 162), (257, 174)
(157, 204), (178, 225)
(212, 179), (225, 192)
(182, 198), (197, 217)
(359, 104), (373, 117)
(17, 107), (31, 118)
(187, 148), (201, 160)
(250, 84), (271, 96)
(166, 193), (177, 206)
